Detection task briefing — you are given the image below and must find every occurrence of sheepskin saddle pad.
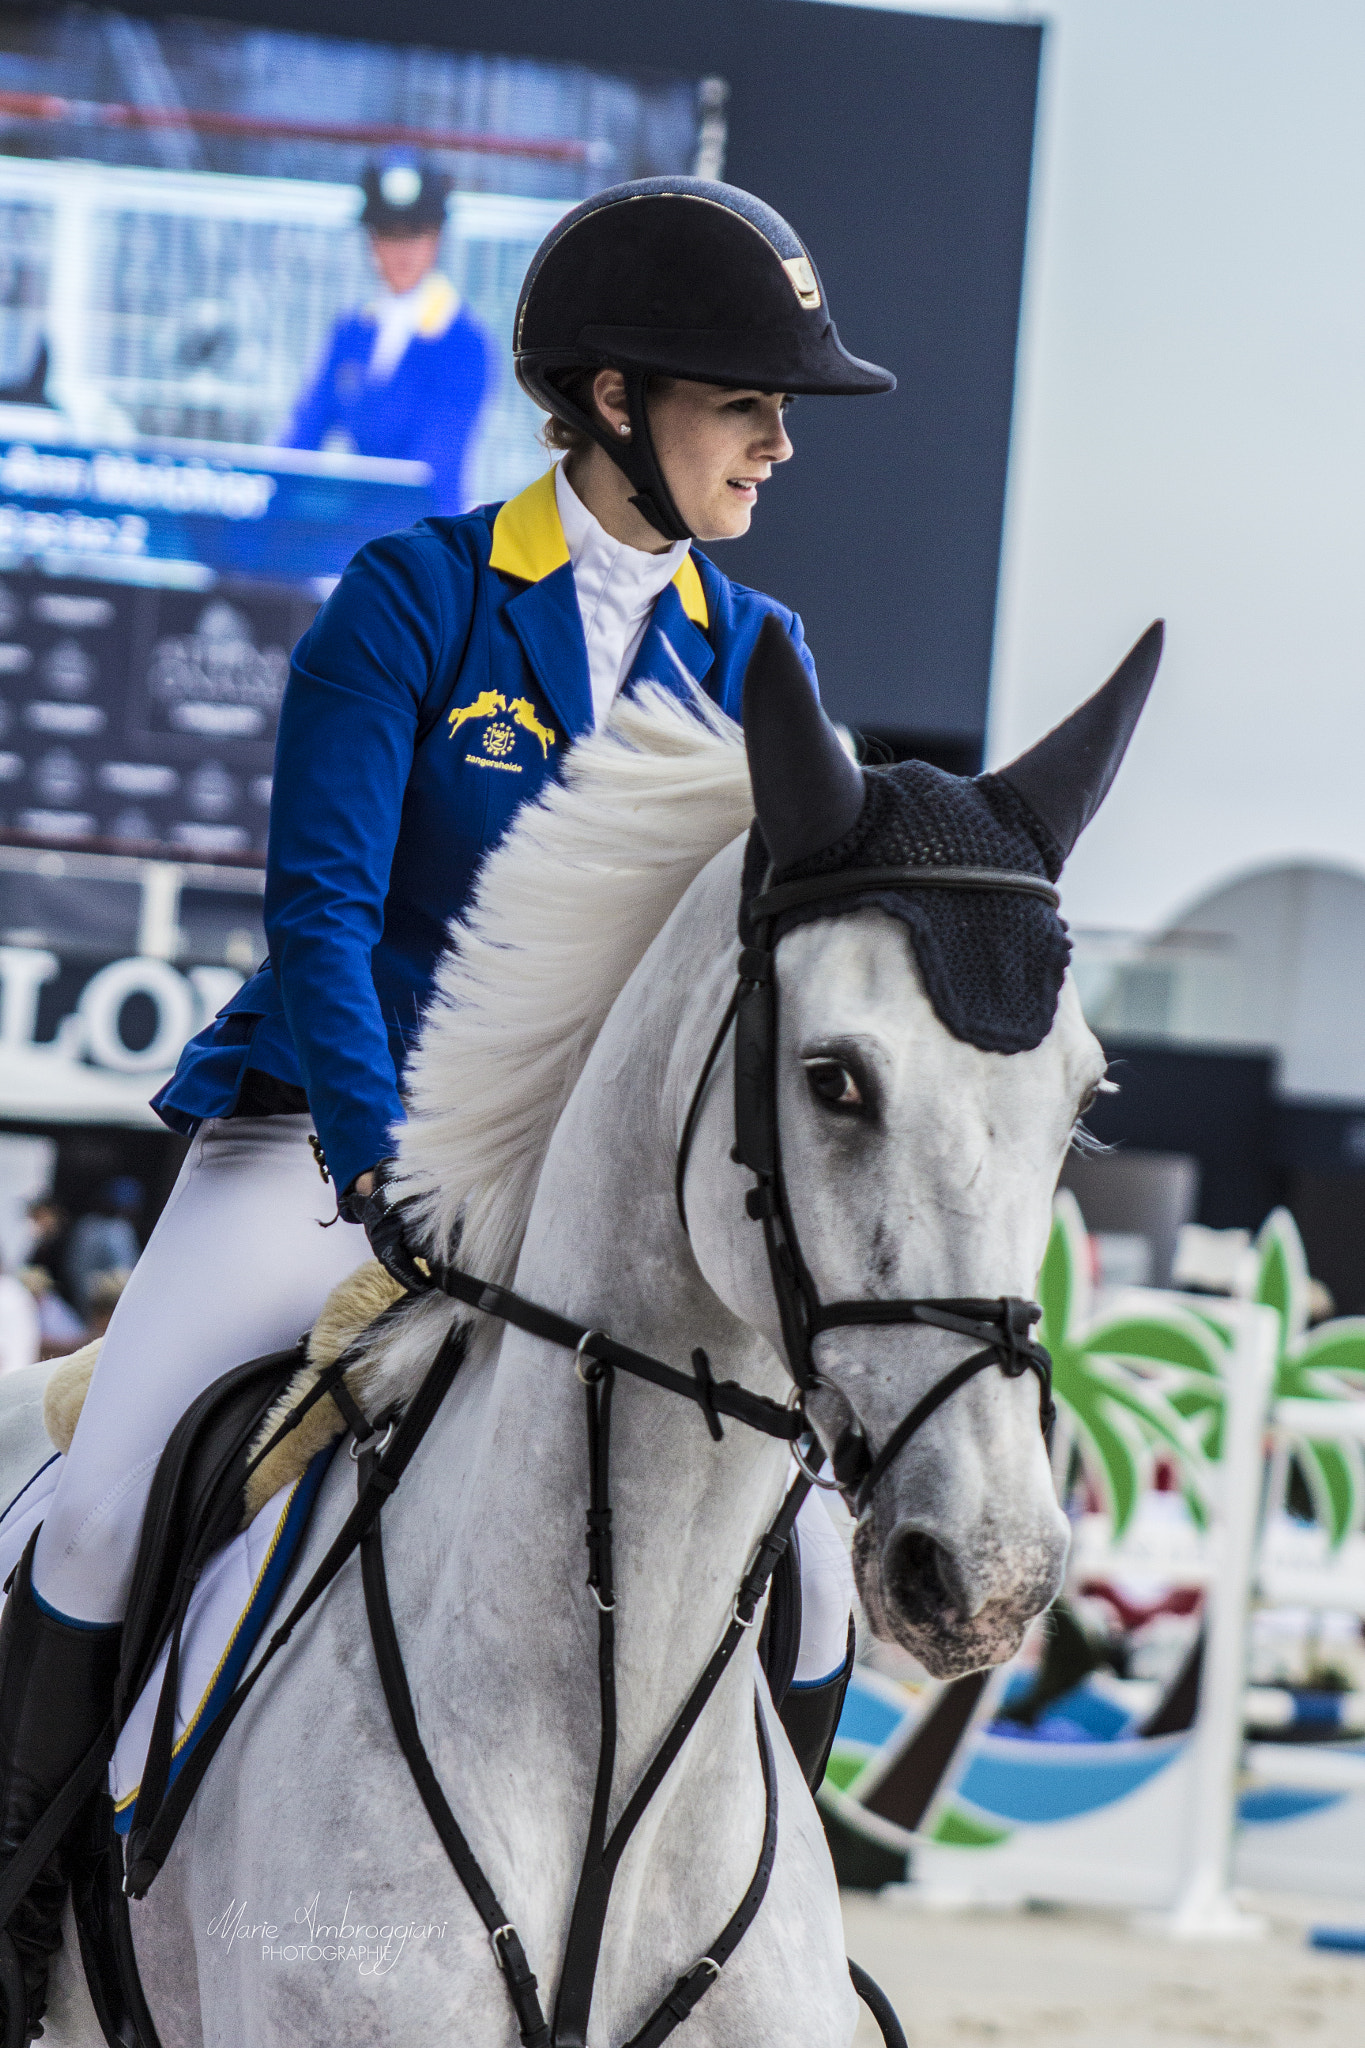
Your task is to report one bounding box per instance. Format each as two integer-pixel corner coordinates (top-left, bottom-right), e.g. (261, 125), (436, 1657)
(42, 1259), (411, 1527)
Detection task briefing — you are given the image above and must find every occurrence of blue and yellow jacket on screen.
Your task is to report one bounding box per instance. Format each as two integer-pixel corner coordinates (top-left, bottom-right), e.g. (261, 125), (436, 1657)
(282, 273), (493, 515)
(153, 466), (819, 1197)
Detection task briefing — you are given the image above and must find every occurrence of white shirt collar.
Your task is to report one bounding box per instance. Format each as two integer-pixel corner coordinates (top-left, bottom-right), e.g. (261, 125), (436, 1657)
(368, 275), (445, 383)
(554, 461), (691, 727)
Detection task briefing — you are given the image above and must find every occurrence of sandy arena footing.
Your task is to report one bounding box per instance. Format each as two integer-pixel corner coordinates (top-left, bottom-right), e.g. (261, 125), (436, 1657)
(842, 1891), (1365, 2047)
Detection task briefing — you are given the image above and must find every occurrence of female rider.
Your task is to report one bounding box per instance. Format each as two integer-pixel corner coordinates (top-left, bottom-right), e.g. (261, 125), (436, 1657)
(0, 175), (895, 2037)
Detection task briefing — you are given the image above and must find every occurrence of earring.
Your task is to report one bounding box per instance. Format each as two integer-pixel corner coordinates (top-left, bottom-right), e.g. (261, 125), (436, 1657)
(618, 423), (630, 438)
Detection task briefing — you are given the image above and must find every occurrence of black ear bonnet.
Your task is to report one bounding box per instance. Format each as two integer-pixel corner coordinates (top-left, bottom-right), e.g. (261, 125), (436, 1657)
(738, 615), (1165, 1056)
(740, 764), (1071, 1056)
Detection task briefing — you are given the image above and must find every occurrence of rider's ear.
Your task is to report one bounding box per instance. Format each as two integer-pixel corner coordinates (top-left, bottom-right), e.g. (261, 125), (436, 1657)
(995, 620), (1164, 865)
(742, 616), (864, 873)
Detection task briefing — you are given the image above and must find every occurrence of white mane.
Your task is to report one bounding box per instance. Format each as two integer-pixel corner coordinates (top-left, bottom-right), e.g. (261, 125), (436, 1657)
(399, 685), (753, 1288)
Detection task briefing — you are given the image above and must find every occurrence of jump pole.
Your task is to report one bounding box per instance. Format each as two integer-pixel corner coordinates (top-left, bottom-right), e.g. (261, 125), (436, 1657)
(1157, 1296), (1277, 1938)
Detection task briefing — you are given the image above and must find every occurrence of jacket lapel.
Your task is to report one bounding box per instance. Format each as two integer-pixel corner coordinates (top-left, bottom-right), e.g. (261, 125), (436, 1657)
(627, 582), (715, 701)
(489, 467), (715, 731)
(503, 562), (593, 743)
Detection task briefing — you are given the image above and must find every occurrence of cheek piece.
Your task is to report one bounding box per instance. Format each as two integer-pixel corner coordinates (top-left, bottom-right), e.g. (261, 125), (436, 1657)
(673, 857), (1059, 1521)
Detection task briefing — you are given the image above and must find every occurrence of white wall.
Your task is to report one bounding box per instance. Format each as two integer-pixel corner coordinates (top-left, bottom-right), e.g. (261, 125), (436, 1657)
(1167, 866), (1365, 1100)
(816, 1), (1365, 939)
(990, 0), (1365, 936)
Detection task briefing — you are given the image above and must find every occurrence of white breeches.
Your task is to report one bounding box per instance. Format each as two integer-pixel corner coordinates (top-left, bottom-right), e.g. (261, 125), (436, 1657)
(791, 1484), (855, 1685)
(32, 1116), (370, 1625)
(28, 1116), (854, 1680)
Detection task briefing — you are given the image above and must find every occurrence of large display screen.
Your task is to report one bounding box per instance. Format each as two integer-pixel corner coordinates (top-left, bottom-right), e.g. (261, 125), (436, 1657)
(0, 4), (708, 862)
(0, 4), (709, 1124)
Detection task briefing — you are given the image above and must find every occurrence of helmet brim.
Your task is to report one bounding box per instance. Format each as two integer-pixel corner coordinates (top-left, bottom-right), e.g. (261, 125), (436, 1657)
(523, 321), (895, 399)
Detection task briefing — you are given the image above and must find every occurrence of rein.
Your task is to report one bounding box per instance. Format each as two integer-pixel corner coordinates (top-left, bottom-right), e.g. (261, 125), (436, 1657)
(362, 1277), (817, 2048)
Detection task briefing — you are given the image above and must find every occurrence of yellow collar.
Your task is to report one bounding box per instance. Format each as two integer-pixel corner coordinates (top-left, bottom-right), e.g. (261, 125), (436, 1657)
(416, 272), (460, 337)
(489, 466), (708, 628)
(366, 272), (460, 339)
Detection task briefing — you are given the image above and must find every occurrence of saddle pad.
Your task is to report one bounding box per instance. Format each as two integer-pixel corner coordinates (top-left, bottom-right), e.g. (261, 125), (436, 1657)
(0, 1453), (62, 1593)
(110, 1444), (335, 1833)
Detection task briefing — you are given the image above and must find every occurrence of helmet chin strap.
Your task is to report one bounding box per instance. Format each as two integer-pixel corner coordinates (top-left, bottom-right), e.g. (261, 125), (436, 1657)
(546, 367), (695, 544)
(620, 369), (693, 544)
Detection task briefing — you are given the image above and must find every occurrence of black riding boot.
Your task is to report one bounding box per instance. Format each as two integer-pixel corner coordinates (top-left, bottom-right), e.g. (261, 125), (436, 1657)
(0, 1534), (120, 2043)
(778, 1622), (856, 1792)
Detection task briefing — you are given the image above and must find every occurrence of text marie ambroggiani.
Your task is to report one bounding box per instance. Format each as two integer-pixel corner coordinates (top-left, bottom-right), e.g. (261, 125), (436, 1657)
(207, 1894), (448, 1976)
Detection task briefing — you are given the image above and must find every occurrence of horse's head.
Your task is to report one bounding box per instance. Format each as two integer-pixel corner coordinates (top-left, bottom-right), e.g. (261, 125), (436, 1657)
(686, 619), (1162, 1679)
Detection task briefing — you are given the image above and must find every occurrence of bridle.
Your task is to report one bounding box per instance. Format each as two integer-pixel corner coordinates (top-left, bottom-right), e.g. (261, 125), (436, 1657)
(676, 858), (1059, 1513)
(114, 857), (1062, 2048)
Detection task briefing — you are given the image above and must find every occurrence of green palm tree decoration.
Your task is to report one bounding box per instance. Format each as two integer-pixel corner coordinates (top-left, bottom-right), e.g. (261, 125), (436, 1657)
(1039, 1192), (1222, 1537)
(1253, 1207), (1365, 1549)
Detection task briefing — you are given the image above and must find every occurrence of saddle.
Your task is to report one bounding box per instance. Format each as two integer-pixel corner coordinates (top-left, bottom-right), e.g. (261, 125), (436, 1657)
(43, 1260), (409, 1531)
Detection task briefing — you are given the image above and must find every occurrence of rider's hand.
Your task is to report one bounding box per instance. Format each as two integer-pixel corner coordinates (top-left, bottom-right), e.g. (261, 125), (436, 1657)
(343, 1161), (433, 1293)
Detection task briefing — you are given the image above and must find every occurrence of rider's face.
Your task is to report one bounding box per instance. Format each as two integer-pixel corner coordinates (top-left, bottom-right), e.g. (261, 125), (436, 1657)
(590, 372), (794, 543)
(369, 229), (441, 295)
(648, 381), (794, 541)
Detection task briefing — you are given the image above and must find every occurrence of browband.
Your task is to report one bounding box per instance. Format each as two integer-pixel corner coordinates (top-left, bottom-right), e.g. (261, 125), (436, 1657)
(749, 865), (1061, 921)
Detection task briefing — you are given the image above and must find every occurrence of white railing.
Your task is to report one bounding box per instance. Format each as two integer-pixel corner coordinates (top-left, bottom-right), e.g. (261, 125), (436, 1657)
(0, 153), (566, 501)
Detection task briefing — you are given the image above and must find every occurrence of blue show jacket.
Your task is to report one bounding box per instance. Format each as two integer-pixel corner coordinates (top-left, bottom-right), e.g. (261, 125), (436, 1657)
(153, 466), (818, 1197)
(283, 275), (492, 514)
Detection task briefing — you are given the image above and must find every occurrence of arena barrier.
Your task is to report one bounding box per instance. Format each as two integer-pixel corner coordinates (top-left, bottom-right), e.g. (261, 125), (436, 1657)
(824, 1200), (1365, 1927)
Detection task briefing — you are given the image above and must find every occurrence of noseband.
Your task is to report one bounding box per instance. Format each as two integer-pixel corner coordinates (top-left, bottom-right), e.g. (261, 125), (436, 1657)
(676, 859), (1058, 1514)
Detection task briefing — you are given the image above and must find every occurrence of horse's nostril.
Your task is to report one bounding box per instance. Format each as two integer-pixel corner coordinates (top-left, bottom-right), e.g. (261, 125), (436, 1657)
(886, 1528), (959, 1625)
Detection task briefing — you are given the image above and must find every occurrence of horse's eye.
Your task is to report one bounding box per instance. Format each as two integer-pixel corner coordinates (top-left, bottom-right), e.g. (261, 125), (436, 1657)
(804, 1060), (863, 1112)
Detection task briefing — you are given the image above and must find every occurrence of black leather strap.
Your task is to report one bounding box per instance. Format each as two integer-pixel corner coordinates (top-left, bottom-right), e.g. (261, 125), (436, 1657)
(674, 982), (740, 1235)
(342, 1343), (805, 2048)
(554, 1361), (804, 2047)
(230, 1071), (309, 1119)
(621, 1700), (779, 2048)
(360, 1467), (550, 2048)
(849, 1959), (910, 2048)
(434, 1265), (803, 1444)
(750, 865), (1060, 920)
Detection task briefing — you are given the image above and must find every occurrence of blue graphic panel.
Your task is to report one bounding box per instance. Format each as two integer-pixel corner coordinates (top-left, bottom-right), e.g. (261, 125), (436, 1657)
(956, 1733), (1186, 1825)
(1239, 1787), (1345, 1825)
(0, 436), (434, 588)
(836, 1678), (911, 1750)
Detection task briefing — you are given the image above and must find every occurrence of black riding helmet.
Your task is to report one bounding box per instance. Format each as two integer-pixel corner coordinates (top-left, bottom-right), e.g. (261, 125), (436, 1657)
(514, 176), (896, 542)
(360, 157), (451, 236)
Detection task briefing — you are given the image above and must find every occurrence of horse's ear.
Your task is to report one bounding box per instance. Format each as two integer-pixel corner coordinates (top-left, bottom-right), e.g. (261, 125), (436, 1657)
(996, 620), (1163, 864)
(742, 616), (864, 871)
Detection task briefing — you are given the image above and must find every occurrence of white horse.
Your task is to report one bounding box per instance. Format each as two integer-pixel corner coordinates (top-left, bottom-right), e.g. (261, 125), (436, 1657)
(39, 620), (1158, 2047)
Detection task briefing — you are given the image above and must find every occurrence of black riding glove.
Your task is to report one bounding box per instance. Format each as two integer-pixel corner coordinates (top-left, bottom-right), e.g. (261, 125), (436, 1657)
(343, 1163), (433, 1293)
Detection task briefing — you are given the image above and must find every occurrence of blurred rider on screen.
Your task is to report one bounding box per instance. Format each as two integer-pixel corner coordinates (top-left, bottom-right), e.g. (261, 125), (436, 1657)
(283, 156), (493, 513)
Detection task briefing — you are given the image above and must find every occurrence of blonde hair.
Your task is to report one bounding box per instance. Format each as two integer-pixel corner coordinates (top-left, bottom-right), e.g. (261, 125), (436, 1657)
(541, 413), (590, 455)
(539, 367), (598, 454)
